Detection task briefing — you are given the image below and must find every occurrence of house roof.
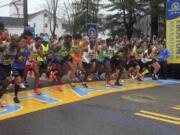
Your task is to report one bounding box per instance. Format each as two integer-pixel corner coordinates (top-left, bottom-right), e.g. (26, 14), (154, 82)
(28, 10), (65, 23)
(0, 10), (67, 29)
(28, 10), (48, 19)
(0, 17), (24, 27)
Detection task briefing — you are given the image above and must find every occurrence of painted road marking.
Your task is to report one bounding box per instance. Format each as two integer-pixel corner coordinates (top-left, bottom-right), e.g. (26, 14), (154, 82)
(0, 79), (179, 121)
(172, 105), (180, 111)
(135, 110), (180, 125)
(143, 78), (180, 85)
(173, 107), (180, 110)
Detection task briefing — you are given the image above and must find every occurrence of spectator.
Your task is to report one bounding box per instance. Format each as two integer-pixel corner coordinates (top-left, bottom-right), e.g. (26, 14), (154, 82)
(157, 43), (169, 79)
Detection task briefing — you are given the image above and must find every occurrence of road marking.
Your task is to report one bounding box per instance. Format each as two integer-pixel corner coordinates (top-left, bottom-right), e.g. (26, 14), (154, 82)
(135, 110), (180, 125)
(172, 105), (180, 111)
(140, 110), (180, 121)
(0, 79), (179, 121)
(173, 107), (180, 110)
(135, 113), (180, 125)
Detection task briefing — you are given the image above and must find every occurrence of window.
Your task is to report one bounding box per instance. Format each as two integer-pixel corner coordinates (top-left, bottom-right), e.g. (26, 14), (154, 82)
(33, 23), (36, 28)
(45, 23), (48, 28)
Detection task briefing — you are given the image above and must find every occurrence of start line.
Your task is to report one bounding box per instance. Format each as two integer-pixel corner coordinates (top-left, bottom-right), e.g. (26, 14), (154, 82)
(0, 78), (179, 121)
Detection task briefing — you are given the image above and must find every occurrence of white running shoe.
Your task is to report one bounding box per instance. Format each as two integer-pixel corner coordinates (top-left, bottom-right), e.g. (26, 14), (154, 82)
(20, 83), (26, 89)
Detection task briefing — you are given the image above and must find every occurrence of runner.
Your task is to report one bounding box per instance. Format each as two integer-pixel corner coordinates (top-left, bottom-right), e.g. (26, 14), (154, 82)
(111, 47), (128, 86)
(126, 44), (144, 81)
(72, 34), (83, 82)
(96, 40), (113, 86)
(54, 35), (76, 87)
(41, 35), (50, 78)
(29, 37), (43, 95)
(11, 36), (31, 103)
(0, 35), (18, 106)
(21, 30), (34, 88)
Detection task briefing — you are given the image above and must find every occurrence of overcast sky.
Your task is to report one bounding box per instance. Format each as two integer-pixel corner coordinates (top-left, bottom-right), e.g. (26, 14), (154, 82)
(0, 0), (50, 16)
(0, 0), (110, 17)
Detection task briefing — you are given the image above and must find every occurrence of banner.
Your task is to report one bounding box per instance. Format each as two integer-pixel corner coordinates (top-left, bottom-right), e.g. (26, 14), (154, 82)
(86, 23), (97, 40)
(166, 0), (180, 64)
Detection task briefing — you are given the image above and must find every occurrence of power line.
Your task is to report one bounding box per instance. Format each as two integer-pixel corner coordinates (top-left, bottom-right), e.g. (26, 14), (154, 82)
(0, 0), (21, 8)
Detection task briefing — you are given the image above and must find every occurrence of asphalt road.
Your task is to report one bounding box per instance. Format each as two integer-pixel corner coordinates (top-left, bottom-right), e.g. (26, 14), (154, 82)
(0, 83), (179, 135)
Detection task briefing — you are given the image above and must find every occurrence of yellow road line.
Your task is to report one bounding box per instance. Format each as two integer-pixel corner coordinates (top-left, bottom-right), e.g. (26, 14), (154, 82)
(140, 110), (180, 121)
(172, 107), (180, 111)
(135, 113), (180, 125)
(175, 105), (180, 108)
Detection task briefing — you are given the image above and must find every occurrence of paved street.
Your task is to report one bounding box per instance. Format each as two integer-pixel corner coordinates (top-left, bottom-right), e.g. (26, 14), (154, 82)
(0, 79), (179, 135)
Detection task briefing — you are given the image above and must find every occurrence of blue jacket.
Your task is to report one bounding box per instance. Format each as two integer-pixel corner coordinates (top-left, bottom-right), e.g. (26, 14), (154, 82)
(157, 48), (169, 62)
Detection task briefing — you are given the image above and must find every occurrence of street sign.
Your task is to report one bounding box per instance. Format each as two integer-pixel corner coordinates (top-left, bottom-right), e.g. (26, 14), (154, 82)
(166, 0), (180, 64)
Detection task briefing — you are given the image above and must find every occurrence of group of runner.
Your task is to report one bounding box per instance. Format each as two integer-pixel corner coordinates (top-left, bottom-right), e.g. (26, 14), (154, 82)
(0, 30), (169, 107)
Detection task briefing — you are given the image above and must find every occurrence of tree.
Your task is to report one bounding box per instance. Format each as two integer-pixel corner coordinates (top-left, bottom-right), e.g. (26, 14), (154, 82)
(46, 0), (59, 38)
(140, 0), (166, 38)
(150, 0), (166, 38)
(104, 0), (147, 39)
(63, 0), (101, 34)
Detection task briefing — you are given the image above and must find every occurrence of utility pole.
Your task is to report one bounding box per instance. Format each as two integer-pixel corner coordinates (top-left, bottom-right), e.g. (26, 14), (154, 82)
(23, 0), (28, 29)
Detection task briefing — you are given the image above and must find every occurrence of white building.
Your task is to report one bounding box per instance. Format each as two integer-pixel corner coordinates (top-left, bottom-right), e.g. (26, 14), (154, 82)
(0, 0), (67, 37)
(0, 10), (66, 37)
(28, 10), (65, 37)
(0, 17), (24, 35)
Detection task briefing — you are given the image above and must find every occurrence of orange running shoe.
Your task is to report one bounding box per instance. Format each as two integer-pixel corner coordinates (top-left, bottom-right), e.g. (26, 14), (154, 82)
(57, 86), (63, 92)
(0, 101), (6, 107)
(33, 89), (42, 95)
(106, 82), (113, 87)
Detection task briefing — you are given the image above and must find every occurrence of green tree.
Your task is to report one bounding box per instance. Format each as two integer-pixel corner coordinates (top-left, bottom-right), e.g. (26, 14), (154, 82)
(105, 0), (147, 39)
(64, 0), (101, 34)
(140, 0), (166, 38)
(148, 0), (166, 38)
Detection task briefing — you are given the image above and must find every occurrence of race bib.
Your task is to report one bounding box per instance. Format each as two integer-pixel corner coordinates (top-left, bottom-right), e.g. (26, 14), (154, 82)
(3, 59), (12, 65)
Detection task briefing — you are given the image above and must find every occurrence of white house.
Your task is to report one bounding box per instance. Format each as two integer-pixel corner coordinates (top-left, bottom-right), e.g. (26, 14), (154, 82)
(28, 10), (65, 37)
(0, 17), (24, 35)
(0, 0), (67, 37)
(0, 10), (66, 37)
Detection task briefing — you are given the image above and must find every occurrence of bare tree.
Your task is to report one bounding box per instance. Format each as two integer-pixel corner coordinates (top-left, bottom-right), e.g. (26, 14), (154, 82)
(63, 0), (81, 33)
(46, 0), (59, 38)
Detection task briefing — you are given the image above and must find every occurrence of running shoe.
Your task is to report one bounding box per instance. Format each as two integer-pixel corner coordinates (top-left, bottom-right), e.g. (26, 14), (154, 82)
(56, 86), (63, 92)
(82, 83), (88, 88)
(152, 74), (158, 80)
(137, 77), (143, 81)
(33, 89), (42, 95)
(70, 83), (76, 88)
(106, 82), (113, 87)
(20, 82), (26, 89)
(0, 101), (6, 107)
(114, 82), (123, 86)
(128, 73), (137, 80)
(13, 97), (20, 103)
